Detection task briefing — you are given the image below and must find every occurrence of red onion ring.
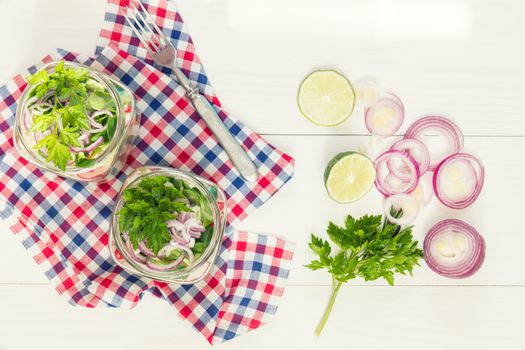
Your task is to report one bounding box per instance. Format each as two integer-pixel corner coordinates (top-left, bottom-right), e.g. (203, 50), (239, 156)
(138, 241), (155, 257)
(424, 219), (485, 278)
(374, 150), (420, 196)
(69, 136), (104, 153)
(146, 255), (184, 271)
(433, 153), (484, 209)
(78, 132), (90, 146)
(390, 138), (431, 174)
(124, 238), (147, 264)
(158, 244), (194, 262)
(365, 94), (405, 137)
(383, 194), (420, 226)
(87, 125), (108, 134)
(404, 116), (464, 171)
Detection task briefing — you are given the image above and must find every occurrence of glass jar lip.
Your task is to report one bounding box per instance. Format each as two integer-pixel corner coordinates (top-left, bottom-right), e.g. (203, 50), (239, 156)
(14, 61), (127, 174)
(110, 166), (227, 281)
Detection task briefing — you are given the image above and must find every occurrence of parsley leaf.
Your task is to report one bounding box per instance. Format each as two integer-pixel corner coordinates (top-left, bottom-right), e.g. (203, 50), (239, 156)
(34, 134), (72, 170)
(118, 176), (193, 255)
(25, 61), (111, 170)
(59, 126), (81, 147)
(27, 69), (49, 86)
(306, 213), (423, 336)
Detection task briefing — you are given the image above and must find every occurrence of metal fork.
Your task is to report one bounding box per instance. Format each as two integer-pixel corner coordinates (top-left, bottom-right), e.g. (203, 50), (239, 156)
(123, 1), (259, 182)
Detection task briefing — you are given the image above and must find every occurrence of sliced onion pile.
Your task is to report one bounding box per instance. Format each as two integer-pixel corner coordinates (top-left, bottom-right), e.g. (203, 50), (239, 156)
(365, 93), (405, 137)
(383, 194), (420, 226)
(358, 81), (486, 278)
(424, 219), (485, 278)
(374, 150), (419, 196)
(404, 116), (464, 171)
(433, 153), (484, 209)
(390, 138), (431, 175)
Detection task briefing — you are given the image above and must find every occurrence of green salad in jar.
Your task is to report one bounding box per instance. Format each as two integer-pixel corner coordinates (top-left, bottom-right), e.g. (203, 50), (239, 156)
(117, 175), (215, 271)
(24, 61), (130, 170)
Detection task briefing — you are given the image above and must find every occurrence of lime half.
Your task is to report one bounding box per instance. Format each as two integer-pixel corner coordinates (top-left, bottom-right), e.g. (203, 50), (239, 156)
(324, 152), (376, 203)
(297, 70), (355, 126)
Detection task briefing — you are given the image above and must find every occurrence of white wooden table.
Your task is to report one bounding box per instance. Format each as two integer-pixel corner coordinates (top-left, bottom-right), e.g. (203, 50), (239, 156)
(1, 0), (524, 349)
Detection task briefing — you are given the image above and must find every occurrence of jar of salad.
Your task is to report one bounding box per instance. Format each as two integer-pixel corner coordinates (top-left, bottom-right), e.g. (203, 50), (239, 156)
(14, 61), (139, 182)
(109, 166), (227, 284)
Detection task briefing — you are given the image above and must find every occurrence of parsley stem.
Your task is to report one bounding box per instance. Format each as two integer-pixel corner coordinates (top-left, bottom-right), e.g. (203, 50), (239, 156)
(314, 279), (342, 336)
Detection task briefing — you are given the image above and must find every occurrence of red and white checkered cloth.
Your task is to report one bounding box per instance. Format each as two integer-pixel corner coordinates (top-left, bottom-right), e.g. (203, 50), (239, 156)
(0, 0), (295, 344)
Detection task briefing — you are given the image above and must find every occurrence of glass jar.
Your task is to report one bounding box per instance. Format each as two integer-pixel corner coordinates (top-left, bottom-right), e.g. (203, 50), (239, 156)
(13, 61), (139, 183)
(109, 166), (227, 284)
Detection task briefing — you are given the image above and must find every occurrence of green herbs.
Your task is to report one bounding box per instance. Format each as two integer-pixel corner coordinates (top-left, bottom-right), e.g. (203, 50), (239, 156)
(306, 212), (423, 336)
(118, 176), (191, 255)
(169, 177), (214, 226)
(117, 175), (214, 256)
(25, 61), (118, 170)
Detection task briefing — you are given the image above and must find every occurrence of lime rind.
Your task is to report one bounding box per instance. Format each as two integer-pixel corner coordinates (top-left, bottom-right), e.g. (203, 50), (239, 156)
(324, 151), (376, 203)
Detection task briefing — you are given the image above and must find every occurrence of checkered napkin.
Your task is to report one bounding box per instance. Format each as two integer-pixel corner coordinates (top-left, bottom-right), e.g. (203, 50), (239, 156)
(0, 0), (295, 344)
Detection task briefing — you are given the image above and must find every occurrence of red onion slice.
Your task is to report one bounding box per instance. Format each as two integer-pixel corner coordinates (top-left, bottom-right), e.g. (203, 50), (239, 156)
(146, 255), (184, 271)
(158, 243), (194, 262)
(383, 194), (420, 226)
(375, 150), (420, 196)
(138, 241), (155, 257)
(69, 136), (104, 153)
(124, 238), (147, 264)
(390, 138), (431, 174)
(424, 219), (485, 278)
(404, 116), (464, 171)
(365, 95), (405, 137)
(433, 153), (484, 209)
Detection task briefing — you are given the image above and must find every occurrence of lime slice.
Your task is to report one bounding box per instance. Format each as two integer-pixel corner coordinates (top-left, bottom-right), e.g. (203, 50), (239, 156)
(324, 152), (376, 203)
(297, 70), (355, 126)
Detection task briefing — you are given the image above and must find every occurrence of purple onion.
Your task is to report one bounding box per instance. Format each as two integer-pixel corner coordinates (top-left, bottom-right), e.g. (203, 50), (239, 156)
(404, 116), (464, 171)
(78, 132), (89, 146)
(89, 110), (113, 129)
(146, 255), (184, 271)
(87, 125), (108, 134)
(158, 243), (194, 262)
(69, 136), (104, 153)
(424, 219), (485, 278)
(138, 241), (156, 257)
(169, 227), (187, 245)
(41, 90), (55, 102)
(374, 150), (420, 197)
(125, 238), (147, 264)
(177, 212), (195, 223)
(433, 153), (484, 209)
(166, 219), (184, 231)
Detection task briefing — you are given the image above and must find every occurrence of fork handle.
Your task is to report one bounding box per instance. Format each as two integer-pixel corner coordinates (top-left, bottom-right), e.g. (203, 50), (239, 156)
(171, 70), (259, 182)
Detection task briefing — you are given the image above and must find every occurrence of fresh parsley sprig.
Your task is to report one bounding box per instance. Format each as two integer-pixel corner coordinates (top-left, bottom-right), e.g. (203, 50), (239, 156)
(306, 212), (423, 336)
(117, 175), (215, 255)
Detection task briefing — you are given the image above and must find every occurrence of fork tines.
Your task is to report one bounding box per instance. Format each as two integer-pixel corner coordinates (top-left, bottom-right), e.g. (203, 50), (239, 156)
(123, 1), (171, 57)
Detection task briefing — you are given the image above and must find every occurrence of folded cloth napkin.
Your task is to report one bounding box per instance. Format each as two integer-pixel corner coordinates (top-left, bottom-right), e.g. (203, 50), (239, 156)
(0, 0), (295, 344)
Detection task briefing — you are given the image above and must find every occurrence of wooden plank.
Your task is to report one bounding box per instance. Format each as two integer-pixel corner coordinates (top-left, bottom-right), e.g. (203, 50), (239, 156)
(0, 284), (523, 349)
